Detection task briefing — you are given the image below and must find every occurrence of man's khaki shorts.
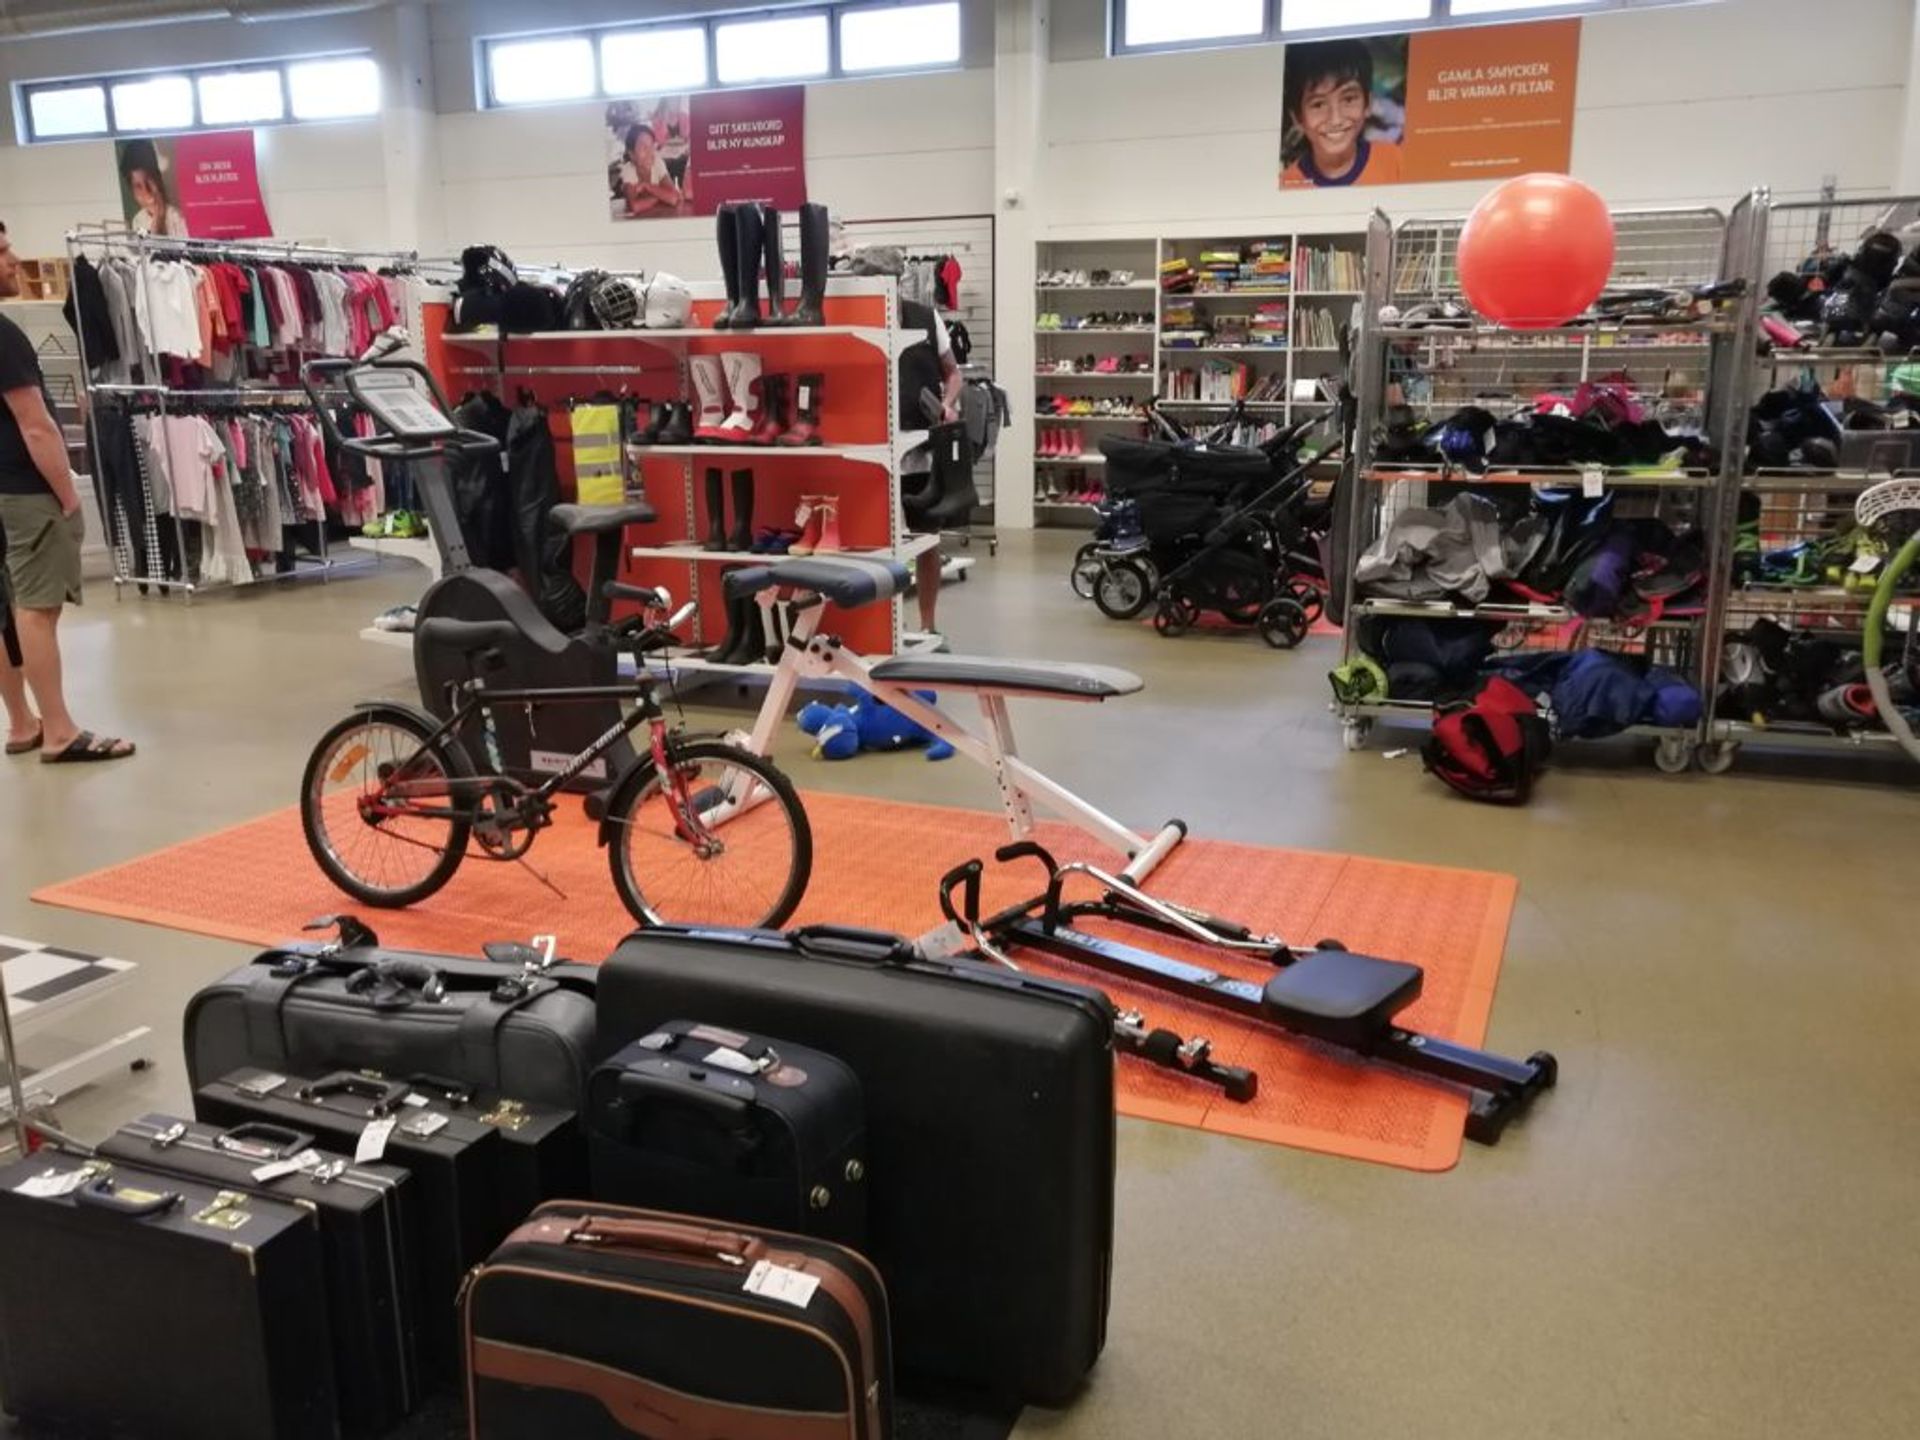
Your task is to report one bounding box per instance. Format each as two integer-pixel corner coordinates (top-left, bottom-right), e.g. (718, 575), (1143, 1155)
(0, 492), (84, 611)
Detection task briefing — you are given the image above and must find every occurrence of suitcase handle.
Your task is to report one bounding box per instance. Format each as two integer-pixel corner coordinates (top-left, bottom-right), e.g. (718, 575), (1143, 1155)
(74, 1176), (182, 1219)
(345, 959), (447, 1006)
(297, 1072), (410, 1116)
(214, 1123), (315, 1159)
(570, 1216), (765, 1267)
(788, 924), (918, 967)
(616, 1069), (753, 1121)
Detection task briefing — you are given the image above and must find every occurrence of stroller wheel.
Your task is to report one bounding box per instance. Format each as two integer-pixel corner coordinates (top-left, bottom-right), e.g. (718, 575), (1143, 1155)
(1284, 579), (1324, 625)
(1152, 599), (1190, 638)
(1094, 558), (1153, 621)
(1071, 543), (1102, 600)
(1258, 597), (1311, 650)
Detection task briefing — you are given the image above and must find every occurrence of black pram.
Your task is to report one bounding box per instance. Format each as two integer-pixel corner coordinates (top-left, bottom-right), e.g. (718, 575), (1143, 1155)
(1097, 413), (1336, 647)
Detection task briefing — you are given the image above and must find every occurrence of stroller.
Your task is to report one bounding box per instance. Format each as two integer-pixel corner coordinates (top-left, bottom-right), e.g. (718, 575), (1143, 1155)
(1090, 404), (1341, 648)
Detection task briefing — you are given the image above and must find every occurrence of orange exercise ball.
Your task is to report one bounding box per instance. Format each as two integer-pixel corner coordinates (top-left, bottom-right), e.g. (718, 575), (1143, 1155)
(1456, 174), (1615, 330)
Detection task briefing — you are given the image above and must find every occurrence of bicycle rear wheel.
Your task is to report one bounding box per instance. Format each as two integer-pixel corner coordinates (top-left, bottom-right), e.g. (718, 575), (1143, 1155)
(608, 738), (812, 929)
(301, 707), (474, 908)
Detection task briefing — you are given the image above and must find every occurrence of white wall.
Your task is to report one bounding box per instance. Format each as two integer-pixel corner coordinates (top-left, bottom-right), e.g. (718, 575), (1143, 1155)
(1040, 0), (1914, 238)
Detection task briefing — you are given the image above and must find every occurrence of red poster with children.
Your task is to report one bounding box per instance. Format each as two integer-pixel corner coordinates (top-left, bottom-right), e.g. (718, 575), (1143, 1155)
(116, 130), (272, 239)
(1280, 20), (1580, 189)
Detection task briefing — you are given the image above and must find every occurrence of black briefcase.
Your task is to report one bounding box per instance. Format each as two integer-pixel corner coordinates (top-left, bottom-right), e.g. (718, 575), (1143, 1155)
(195, 1065), (507, 1381)
(399, 1075), (587, 1231)
(97, 1111), (422, 1436)
(588, 1020), (868, 1247)
(0, 1151), (337, 1440)
(182, 920), (598, 1111)
(465, 1199), (892, 1440)
(598, 924), (1116, 1405)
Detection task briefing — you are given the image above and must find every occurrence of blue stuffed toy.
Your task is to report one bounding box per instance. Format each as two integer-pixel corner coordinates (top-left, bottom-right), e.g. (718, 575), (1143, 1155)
(797, 691), (954, 761)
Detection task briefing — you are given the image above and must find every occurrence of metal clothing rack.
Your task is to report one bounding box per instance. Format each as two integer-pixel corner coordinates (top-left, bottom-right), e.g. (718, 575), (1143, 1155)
(63, 224), (422, 598)
(1334, 199), (1762, 773)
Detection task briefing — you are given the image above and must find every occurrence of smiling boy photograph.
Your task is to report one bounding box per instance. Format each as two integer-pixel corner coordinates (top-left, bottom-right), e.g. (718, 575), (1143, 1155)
(1281, 38), (1406, 189)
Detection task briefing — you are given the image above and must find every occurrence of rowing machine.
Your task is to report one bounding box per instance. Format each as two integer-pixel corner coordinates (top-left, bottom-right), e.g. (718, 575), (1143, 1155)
(938, 843), (1557, 1145)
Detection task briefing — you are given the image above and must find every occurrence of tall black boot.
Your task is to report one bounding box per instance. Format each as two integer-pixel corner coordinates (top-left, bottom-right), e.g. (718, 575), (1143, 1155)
(760, 205), (788, 325)
(705, 589), (751, 663)
(713, 204), (740, 331)
(703, 466), (727, 551)
(720, 593), (766, 667)
(788, 202), (830, 327)
(726, 203), (766, 328)
(727, 468), (754, 552)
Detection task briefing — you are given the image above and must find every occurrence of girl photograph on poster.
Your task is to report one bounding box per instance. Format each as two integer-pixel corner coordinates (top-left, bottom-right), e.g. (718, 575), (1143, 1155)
(1280, 38), (1407, 189)
(118, 138), (191, 237)
(607, 98), (694, 219)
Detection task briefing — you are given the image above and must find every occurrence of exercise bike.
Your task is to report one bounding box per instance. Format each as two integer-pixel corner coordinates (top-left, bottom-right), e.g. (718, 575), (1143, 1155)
(311, 333), (657, 792)
(297, 340), (813, 928)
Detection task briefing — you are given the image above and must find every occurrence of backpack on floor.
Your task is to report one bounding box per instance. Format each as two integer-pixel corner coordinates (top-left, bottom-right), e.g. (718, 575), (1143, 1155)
(1423, 677), (1552, 805)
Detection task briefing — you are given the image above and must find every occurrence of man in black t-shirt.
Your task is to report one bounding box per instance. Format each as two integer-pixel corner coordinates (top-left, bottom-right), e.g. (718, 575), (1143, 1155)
(0, 226), (135, 763)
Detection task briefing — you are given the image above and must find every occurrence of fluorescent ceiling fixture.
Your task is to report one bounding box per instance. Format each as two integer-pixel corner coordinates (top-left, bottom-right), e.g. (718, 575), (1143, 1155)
(288, 57), (382, 119)
(487, 37), (594, 106)
(1124, 0), (1265, 48)
(601, 26), (710, 93)
(1281, 0), (1431, 28)
(197, 69), (286, 126)
(714, 13), (832, 84)
(839, 3), (962, 72)
(111, 75), (194, 132)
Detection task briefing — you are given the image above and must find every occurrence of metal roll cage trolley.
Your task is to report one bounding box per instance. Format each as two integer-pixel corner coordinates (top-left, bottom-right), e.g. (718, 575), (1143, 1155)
(935, 843), (1558, 1144)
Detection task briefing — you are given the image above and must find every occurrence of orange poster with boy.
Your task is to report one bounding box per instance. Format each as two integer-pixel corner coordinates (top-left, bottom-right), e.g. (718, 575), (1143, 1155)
(1280, 19), (1579, 190)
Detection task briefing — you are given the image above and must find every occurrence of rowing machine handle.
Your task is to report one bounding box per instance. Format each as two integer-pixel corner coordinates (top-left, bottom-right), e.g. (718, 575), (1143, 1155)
(937, 859), (983, 928)
(994, 841), (1060, 876)
(788, 925), (920, 968)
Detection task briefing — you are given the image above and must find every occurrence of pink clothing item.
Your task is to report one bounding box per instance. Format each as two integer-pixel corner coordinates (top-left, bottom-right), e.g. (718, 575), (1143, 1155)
(158, 415), (226, 520)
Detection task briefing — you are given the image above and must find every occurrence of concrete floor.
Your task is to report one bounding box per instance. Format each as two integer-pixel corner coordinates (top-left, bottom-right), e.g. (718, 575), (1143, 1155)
(4, 530), (1916, 1439)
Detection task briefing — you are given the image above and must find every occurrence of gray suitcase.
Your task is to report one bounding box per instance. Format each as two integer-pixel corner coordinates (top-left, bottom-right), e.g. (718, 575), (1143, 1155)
(182, 919), (597, 1111)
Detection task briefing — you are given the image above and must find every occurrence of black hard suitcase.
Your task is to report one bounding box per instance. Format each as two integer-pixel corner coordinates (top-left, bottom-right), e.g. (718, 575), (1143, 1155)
(589, 1020), (868, 1247)
(183, 921), (598, 1111)
(465, 1199), (892, 1440)
(400, 1075), (587, 1231)
(598, 924), (1116, 1404)
(97, 1111), (422, 1436)
(196, 1065), (507, 1381)
(0, 1151), (337, 1440)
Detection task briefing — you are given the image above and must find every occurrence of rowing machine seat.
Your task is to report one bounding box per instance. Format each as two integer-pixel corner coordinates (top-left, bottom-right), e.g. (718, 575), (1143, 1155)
(725, 556), (911, 608)
(1262, 949), (1422, 1049)
(870, 653), (1143, 700)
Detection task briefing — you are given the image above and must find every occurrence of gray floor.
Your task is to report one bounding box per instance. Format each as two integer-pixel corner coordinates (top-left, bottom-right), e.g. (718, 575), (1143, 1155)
(4, 532), (1916, 1439)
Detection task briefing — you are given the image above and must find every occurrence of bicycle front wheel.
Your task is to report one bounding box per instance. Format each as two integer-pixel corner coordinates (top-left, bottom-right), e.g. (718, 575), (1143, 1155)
(608, 739), (812, 929)
(301, 707), (474, 908)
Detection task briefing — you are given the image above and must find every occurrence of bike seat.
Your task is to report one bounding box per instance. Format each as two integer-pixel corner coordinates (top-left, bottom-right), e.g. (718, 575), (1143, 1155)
(725, 556), (910, 608)
(416, 617), (522, 654)
(1262, 949), (1422, 1050)
(551, 502), (657, 536)
(870, 653), (1143, 700)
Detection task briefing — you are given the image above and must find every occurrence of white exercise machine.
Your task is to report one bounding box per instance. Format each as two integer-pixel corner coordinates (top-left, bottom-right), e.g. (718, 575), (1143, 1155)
(722, 555), (1188, 883)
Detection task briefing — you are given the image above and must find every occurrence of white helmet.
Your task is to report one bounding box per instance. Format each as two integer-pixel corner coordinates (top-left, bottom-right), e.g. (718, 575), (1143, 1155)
(642, 273), (693, 329)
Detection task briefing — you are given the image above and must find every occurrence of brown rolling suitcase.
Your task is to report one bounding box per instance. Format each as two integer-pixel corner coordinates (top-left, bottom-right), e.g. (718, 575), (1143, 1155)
(463, 1199), (891, 1440)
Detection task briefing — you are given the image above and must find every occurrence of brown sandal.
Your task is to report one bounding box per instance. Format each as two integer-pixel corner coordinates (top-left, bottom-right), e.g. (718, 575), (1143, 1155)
(4, 729), (41, 756)
(41, 731), (136, 764)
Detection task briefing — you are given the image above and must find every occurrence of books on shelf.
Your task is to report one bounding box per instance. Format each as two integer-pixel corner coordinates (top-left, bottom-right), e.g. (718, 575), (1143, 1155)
(1163, 361), (1289, 405)
(1296, 246), (1363, 292)
(1294, 300), (1355, 350)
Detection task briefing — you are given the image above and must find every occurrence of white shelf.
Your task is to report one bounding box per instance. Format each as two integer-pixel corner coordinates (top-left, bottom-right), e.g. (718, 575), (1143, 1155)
(1161, 345), (1290, 356)
(1035, 327), (1155, 336)
(631, 533), (940, 564)
(442, 324), (896, 352)
(1157, 399), (1288, 410)
(1292, 289), (1364, 298)
(1035, 370), (1152, 381)
(1034, 453), (1106, 465)
(1034, 413), (1146, 422)
(628, 436), (925, 468)
(1037, 282), (1157, 293)
(1177, 290), (1292, 300)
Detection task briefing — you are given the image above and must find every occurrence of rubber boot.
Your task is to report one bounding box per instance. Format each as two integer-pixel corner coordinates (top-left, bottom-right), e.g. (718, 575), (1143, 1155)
(704, 590), (751, 662)
(812, 497), (843, 554)
(690, 354), (729, 441)
(753, 374), (789, 446)
(760, 205), (788, 325)
(790, 497), (823, 556)
(720, 594), (766, 667)
(726, 202), (765, 328)
(763, 600), (789, 664)
(713, 204), (740, 331)
(658, 401), (693, 445)
(788, 202), (830, 327)
(637, 401), (670, 444)
(727, 469), (754, 552)
(778, 373), (824, 446)
(702, 467), (727, 551)
(718, 352), (763, 440)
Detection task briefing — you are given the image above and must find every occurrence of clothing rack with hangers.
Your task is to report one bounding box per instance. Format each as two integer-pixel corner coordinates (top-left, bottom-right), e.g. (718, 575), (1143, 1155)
(65, 226), (419, 597)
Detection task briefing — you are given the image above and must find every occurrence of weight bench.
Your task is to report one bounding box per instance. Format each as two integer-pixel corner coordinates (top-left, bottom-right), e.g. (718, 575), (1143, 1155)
(722, 555), (1188, 883)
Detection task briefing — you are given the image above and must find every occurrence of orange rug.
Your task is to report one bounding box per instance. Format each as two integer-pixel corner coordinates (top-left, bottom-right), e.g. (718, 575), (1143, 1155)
(33, 793), (1518, 1172)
